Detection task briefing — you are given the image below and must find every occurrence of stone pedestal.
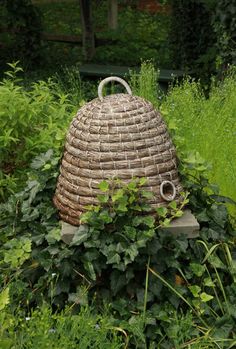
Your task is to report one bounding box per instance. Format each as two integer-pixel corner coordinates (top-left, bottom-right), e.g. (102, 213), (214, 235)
(60, 209), (199, 244)
(162, 209), (199, 238)
(61, 222), (78, 244)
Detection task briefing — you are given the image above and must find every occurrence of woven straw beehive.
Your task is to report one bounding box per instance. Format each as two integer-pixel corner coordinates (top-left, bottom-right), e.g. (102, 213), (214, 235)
(53, 77), (184, 226)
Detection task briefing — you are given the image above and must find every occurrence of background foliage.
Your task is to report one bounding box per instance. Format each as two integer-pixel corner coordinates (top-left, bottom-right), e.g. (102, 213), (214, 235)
(0, 62), (236, 348)
(3, 0), (42, 65)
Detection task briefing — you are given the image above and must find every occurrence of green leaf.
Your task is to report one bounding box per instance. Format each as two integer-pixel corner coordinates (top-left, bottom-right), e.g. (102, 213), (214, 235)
(139, 177), (147, 186)
(190, 263), (205, 277)
(156, 206), (168, 217)
(141, 190), (154, 199)
(0, 287), (10, 311)
(127, 181), (138, 191)
(110, 271), (126, 295)
(71, 225), (90, 246)
(210, 194), (236, 206)
(162, 218), (171, 227)
(112, 189), (125, 202)
(174, 210), (183, 218)
(125, 244), (139, 263)
(97, 194), (109, 203)
(200, 292), (214, 302)
(124, 226), (136, 240)
(203, 277), (215, 287)
(132, 215), (154, 228)
(106, 253), (121, 265)
(188, 285), (201, 297)
(168, 201), (177, 209)
(46, 228), (61, 244)
(208, 255), (226, 270)
(99, 209), (113, 223)
(31, 149), (54, 169)
(84, 261), (96, 281)
(98, 180), (109, 192)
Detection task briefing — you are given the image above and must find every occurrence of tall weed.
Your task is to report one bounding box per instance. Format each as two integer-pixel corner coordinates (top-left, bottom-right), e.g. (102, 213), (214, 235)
(161, 72), (236, 214)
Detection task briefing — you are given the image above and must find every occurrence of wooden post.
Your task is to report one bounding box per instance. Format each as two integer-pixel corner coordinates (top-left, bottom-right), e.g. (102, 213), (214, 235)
(79, 0), (95, 61)
(108, 0), (118, 30)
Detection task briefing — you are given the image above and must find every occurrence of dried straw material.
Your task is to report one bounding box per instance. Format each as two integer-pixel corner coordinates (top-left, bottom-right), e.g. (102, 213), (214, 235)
(53, 77), (184, 226)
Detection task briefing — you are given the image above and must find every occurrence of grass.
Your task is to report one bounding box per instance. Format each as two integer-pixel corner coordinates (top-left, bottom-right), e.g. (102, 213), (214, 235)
(0, 304), (125, 349)
(128, 63), (236, 217)
(161, 72), (236, 215)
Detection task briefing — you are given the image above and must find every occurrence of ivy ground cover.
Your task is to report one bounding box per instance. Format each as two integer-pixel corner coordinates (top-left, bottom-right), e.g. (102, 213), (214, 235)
(0, 63), (236, 348)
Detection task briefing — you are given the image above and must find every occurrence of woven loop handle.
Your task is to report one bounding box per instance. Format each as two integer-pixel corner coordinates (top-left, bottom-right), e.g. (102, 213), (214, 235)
(160, 181), (176, 202)
(98, 76), (132, 101)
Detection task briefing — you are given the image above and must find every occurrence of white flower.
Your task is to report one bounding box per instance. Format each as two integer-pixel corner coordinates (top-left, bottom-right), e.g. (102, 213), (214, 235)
(48, 328), (56, 333)
(25, 317), (31, 321)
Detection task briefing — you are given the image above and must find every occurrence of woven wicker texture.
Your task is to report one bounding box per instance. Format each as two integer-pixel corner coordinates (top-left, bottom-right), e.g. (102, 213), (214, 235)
(53, 77), (183, 225)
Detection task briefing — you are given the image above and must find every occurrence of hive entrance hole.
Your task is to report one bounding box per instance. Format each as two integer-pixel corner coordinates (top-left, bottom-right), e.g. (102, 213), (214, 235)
(160, 181), (176, 202)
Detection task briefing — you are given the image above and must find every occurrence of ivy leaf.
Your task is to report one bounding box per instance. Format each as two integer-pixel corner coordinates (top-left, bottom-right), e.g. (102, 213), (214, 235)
(127, 181), (138, 191)
(125, 244), (139, 263)
(208, 255), (226, 270)
(0, 287), (10, 311)
(174, 210), (183, 218)
(97, 194), (109, 204)
(99, 209), (113, 224)
(139, 177), (147, 186)
(98, 180), (109, 192)
(106, 253), (121, 265)
(168, 201), (177, 209)
(190, 263), (205, 277)
(71, 225), (90, 246)
(203, 277), (215, 287)
(124, 226), (136, 240)
(46, 228), (61, 244)
(156, 206), (168, 218)
(141, 190), (154, 199)
(200, 292), (214, 302)
(162, 218), (171, 227)
(110, 271), (126, 295)
(112, 189), (125, 202)
(188, 285), (201, 297)
(132, 215), (154, 228)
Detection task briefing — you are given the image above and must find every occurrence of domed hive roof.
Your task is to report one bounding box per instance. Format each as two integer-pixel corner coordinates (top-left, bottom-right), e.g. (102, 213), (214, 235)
(53, 77), (184, 226)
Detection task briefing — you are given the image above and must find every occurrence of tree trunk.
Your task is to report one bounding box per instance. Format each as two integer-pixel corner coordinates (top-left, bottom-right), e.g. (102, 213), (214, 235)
(79, 0), (95, 61)
(108, 0), (118, 30)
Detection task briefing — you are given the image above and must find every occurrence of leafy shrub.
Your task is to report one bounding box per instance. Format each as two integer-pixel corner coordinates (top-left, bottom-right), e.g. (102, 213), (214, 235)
(0, 62), (77, 200)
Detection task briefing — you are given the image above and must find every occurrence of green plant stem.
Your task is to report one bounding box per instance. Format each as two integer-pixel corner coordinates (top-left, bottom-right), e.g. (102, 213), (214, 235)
(148, 267), (209, 328)
(143, 256), (150, 321)
(205, 265), (224, 316)
(198, 240), (230, 314)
